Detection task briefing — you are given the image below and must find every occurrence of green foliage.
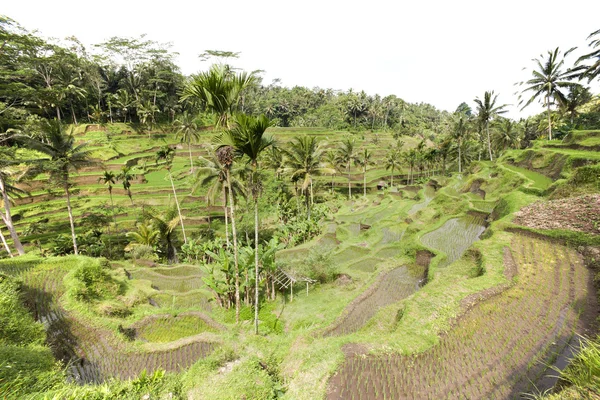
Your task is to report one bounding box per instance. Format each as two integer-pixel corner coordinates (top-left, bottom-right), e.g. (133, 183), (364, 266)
(289, 250), (337, 284)
(0, 274), (46, 346)
(69, 260), (124, 302)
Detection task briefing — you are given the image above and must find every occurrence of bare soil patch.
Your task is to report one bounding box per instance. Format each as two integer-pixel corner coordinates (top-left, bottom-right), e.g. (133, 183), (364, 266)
(514, 194), (600, 235)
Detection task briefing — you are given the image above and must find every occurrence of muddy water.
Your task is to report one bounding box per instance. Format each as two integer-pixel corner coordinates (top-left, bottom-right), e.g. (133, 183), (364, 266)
(408, 185), (436, 215)
(420, 213), (486, 268)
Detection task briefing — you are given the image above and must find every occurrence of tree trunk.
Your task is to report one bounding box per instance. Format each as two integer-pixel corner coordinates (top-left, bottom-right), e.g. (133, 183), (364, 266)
(390, 165), (394, 187)
(254, 194), (260, 335)
(64, 182), (78, 255)
(486, 121), (493, 161)
(71, 102), (78, 125)
(458, 139), (462, 173)
(0, 229), (13, 257)
(188, 143), (194, 174)
(226, 169), (241, 324)
(347, 163), (352, 199)
(0, 175), (25, 255)
(223, 186), (230, 249)
(363, 166), (367, 197)
(109, 190), (117, 227)
(168, 170), (187, 243)
(547, 98), (552, 140)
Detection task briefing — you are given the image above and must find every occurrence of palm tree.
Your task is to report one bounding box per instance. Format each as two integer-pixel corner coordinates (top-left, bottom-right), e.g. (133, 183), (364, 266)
(193, 154), (246, 248)
(402, 149), (418, 184)
(520, 48), (582, 140)
(281, 136), (333, 217)
(385, 148), (401, 187)
(215, 145), (242, 322)
(219, 113), (274, 335)
(156, 146), (187, 244)
(355, 148), (374, 197)
(451, 108), (470, 174)
(559, 85), (593, 125)
(263, 146), (283, 179)
(493, 118), (521, 154)
(181, 64), (258, 129)
(324, 150), (340, 194)
(118, 166), (135, 205)
(26, 121), (94, 255)
(336, 137), (358, 199)
(174, 111), (200, 173)
(576, 28), (600, 82)
(0, 147), (27, 255)
(98, 170), (117, 226)
(474, 91), (507, 161)
(143, 207), (182, 263)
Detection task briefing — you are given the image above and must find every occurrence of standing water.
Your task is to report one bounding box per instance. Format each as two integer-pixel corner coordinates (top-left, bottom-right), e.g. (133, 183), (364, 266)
(420, 213), (486, 268)
(408, 185), (436, 215)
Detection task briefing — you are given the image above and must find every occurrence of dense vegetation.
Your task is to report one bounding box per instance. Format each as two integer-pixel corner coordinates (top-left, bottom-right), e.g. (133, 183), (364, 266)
(1, 15), (600, 400)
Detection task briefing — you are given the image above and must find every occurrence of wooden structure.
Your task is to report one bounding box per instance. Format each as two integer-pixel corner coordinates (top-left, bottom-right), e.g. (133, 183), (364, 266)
(270, 267), (316, 301)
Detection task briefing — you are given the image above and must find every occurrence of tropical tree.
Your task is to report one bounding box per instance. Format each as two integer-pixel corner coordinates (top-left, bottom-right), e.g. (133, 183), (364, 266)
(402, 149), (418, 184)
(181, 64), (258, 128)
(214, 144), (242, 322)
(174, 111), (200, 173)
(324, 150), (340, 194)
(520, 48), (582, 140)
(576, 28), (600, 82)
(474, 91), (507, 161)
(0, 147), (27, 255)
(559, 85), (593, 125)
(118, 166), (135, 205)
(282, 136), (332, 217)
(193, 154), (246, 248)
(336, 137), (358, 199)
(493, 118), (521, 154)
(143, 207), (182, 263)
(263, 146), (283, 179)
(98, 170), (117, 226)
(355, 148), (374, 197)
(26, 121), (94, 255)
(155, 146), (187, 243)
(125, 222), (159, 250)
(385, 148), (401, 187)
(451, 109), (470, 174)
(219, 113), (274, 335)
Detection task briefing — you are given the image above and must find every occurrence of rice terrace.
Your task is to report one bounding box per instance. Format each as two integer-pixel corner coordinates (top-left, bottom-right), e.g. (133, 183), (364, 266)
(2, 12), (600, 400)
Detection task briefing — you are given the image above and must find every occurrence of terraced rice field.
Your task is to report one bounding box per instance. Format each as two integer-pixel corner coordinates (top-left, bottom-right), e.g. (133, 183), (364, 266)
(328, 235), (594, 399)
(1, 262), (216, 384)
(420, 213), (487, 268)
(324, 265), (425, 337)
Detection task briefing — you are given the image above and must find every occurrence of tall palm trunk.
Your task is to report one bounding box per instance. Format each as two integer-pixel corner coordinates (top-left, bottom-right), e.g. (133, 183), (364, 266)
(390, 165), (394, 187)
(168, 170), (187, 243)
(109, 189), (117, 227)
(254, 193), (260, 335)
(64, 181), (78, 255)
(547, 96), (552, 140)
(0, 229), (12, 257)
(347, 162), (352, 199)
(188, 143), (194, 174)
(363, 166), (367, 197)
(0, 175), (25, 255)
(223, 186), (230, 249)
(226, 169), (241, 323)
(458, 139), (462, 173)
(486, 121), (493, 161)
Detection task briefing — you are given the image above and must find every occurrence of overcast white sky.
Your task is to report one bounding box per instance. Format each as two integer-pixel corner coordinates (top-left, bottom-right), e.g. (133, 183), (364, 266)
(4, 0), (600, 119)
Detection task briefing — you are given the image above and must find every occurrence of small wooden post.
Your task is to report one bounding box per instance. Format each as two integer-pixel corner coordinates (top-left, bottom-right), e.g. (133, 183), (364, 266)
(290, 283), (293, 302)
(306, 282), (309, 296)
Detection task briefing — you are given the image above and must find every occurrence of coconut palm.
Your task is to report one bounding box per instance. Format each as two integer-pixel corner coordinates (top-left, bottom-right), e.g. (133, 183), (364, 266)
(193, 154), (247, 248)
(336, 137), (358, 199)
(474, 91), (507, 162)
(156, 146), (187, 243)
(0, 148), (27, 255)
(25, 121), (94, 255)
(355, 148), (374, 197)
(126, 222), (159, 248)
(174, 111), (200, 173)
(576, 28), (600, 82)
(324, 150), (340, 194)
(559, 85), (593, 125)
(402, 149), (418, 184)
(98, 170), (117, 226)
(118, 166), (135, 205)
(263, 146), (283, 180)
(281, 136), (333, 217)
(493, 118), (521, 154)
(520, 48), (582, 140)
(219, 113), (274, 335)
(181, 64), (258, 129)
(451, 111), (470, 174)
(385, 148), (401, 187)
(142, 207), (182, 263)
(214, 145), (242, 322)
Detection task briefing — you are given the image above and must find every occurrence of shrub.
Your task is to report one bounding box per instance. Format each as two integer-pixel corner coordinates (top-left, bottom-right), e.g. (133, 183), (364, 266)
(70, 261), (123, 302)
